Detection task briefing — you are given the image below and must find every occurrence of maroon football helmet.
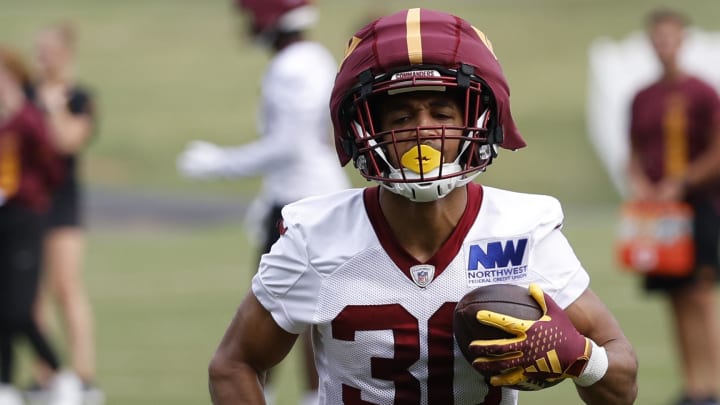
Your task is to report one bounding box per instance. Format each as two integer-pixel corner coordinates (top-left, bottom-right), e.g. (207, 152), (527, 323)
(330, 8), (527, 201)
(235, 0), (317, 40)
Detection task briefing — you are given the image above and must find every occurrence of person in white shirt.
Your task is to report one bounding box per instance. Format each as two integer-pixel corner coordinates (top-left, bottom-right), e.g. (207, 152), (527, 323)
(207, 8), (638, 405)
(178, 1), (349, 404)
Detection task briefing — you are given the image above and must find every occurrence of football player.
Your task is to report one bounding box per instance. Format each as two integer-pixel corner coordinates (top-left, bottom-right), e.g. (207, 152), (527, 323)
(179, 0), (350, 404)
(208, 8), (638, 405)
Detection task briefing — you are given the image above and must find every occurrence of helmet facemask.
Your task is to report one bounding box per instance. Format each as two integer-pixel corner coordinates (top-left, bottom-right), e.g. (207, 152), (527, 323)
(341, 65), (501, 202)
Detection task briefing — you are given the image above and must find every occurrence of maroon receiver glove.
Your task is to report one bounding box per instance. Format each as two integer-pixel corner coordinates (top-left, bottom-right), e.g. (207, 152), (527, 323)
(468, 283), (592, 390)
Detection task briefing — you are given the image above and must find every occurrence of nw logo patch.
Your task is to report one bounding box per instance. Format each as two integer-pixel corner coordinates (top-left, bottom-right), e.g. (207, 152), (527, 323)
(466, 236), (530, 286)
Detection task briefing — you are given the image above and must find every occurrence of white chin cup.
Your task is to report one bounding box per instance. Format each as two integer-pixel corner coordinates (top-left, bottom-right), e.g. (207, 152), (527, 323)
(382, 163), (477, 202)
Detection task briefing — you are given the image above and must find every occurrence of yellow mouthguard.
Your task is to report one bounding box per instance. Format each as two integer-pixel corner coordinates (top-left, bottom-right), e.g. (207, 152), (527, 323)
(400, 145), (442, 174)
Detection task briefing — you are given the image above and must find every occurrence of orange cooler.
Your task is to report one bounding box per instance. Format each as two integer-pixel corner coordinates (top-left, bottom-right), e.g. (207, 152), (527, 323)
(616, 201), (695, 277)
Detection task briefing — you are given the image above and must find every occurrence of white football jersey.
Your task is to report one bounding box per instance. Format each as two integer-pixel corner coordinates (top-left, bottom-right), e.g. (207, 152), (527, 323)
(252, 184), (590, 405)
(221, 40), (349, 205)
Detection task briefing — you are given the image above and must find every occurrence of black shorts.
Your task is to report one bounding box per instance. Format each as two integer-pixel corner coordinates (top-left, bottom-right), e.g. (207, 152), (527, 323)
(46, 178), (82, 229)
(0, 205), (45, 323)
(644, 200), (720, 292)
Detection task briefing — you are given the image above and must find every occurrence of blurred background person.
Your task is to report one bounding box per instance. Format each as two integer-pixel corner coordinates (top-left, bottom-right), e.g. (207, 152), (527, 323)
(177, 0), (350, 403)
(0, 44), (82, 405)
(626, 9), (720, 405)
(28, 22), (103, 405)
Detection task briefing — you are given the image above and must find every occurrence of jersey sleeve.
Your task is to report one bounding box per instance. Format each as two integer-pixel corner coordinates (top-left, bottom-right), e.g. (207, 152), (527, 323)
(251, 211), (322, 334)
(529, 196), (590, 309)
(68, 86), (99, 143)
(68, 86), (94, 116)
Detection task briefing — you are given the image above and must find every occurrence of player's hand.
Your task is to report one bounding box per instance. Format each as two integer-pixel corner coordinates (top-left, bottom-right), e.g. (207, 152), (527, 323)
(468, 283), (592, 390)
(177, 140), (226, 179)
(629, 180), (657, 202)
(655, 177), (685, 202)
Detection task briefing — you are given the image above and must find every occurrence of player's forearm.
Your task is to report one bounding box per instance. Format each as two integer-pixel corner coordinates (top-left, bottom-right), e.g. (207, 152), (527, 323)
(683, 141), (720, 191)
(626, 151), (653, 197)
(576, 339), (638, 405)
(221, 137), (295, 177)
(208, 359), (266, 404)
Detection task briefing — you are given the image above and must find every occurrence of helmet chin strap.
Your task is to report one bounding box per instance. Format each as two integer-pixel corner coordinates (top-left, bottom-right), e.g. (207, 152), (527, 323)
(384, 161), (480, 202)
(372, 139), (482, 202)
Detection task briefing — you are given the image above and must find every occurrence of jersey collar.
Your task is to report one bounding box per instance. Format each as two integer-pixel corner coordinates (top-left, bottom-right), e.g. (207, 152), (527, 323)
(363, 183), (484, 285)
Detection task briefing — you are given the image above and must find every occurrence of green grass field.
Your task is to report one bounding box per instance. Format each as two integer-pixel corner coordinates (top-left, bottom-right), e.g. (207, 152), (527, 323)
(2, 0), (720, 403)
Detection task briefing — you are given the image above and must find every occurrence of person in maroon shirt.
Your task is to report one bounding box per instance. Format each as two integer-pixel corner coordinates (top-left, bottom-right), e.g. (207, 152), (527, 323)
(0, 45), (76, 403)
(627, 9), (720, 405)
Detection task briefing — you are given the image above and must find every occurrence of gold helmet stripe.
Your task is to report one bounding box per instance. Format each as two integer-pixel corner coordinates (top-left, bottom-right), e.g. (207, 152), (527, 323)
(339, 35), (362, 72)
(406, 8), (423, 64)
(471, 26), (498, 60)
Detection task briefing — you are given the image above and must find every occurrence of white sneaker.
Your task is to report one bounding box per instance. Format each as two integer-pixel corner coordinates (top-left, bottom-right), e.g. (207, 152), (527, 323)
(48, 371), (83, 405)
(0, 384), (25, 405)
(24, 383), (50, 405)
(82, 385), (105, 405)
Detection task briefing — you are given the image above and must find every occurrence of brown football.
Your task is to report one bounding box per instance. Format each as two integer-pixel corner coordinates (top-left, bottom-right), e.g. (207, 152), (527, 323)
(453, 284), (543, 365)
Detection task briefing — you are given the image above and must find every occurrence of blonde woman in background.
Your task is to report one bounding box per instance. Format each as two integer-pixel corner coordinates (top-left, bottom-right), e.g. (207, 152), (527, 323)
(30, 23), (103, 405)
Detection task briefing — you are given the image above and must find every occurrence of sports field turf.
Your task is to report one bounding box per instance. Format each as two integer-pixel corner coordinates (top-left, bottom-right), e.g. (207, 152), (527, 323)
(2, 0), (720, 403)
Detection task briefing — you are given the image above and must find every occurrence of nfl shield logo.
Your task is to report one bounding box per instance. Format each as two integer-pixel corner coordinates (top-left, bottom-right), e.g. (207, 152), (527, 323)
(410, 264), (435, 288)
